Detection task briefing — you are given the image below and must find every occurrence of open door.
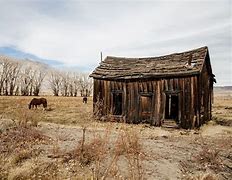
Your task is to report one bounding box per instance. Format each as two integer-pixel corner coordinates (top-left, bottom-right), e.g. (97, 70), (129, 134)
(165, 94), (179, 121)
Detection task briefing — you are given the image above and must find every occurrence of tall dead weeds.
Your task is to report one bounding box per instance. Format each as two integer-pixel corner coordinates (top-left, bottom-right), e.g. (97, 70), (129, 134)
(180, 135), (231, 179)
(114, 127), (145, 179)
(56, 125), (145, 179)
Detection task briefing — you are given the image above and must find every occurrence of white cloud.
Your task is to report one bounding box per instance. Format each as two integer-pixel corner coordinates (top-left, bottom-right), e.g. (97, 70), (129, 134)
(0, 0), (231, 85)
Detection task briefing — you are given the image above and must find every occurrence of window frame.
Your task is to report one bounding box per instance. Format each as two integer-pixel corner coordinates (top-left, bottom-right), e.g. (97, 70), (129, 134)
(111, 90), (123, 116)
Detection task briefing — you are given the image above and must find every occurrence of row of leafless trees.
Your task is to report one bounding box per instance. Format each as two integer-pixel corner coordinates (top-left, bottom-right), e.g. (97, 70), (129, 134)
(0, 55), (45, 96)
(0, 55), (93, 96)
(49, 71), (92, 96)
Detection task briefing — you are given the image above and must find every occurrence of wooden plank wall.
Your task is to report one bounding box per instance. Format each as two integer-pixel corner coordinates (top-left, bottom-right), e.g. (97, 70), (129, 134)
(93, 72), (212, 129)
(199, 63), (212, 125)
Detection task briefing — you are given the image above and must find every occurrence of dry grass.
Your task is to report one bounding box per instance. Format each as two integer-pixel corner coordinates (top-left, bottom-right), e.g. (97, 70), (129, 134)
(0, 91), (231, 179)
(44, 96), (93, 125)
(47, 125), (146, 179)
(0, 93), (231, 127)
(212, 95), (232, 126)
(180, 135), (232, 179)
(114, 127), (145, 179)
(0, 126), (49, 155)
(0, 124), (50, 179)
(193, 137), (222, 171)
(195, 145), (221, 168)
(185, 172), (219, 180)
(0, 96), (93, 126)
(61, 127), (109, 166)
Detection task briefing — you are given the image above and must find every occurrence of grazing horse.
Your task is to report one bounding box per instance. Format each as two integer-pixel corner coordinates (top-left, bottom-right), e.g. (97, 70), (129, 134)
(83, 96), (87, 104)
(28, 98), (47, 110)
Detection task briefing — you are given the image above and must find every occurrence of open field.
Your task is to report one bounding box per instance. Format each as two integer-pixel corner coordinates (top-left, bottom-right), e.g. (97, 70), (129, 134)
(0, 90), (232, 179)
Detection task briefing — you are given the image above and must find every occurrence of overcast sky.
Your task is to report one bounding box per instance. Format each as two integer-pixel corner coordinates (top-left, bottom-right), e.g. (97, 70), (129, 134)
(0, 0), (231, 86)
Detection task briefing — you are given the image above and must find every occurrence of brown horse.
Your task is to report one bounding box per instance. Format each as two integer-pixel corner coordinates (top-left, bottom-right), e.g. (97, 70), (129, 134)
(29, 98), (47, 109)
(83, 96), (87, 104)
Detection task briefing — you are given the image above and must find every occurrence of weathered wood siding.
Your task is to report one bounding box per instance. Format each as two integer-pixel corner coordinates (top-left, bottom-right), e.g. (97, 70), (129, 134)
(92, 72), (213, 129)
(91, 47), (213, 129)
(198, 55), (213, 126)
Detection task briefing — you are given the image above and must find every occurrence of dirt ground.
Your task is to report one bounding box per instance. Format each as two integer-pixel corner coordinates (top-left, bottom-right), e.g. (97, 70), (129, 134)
(0, 89), (232, 179)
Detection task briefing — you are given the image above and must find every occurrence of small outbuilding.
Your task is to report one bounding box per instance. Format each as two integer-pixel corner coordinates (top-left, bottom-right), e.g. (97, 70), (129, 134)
(89, 46), (215, 129)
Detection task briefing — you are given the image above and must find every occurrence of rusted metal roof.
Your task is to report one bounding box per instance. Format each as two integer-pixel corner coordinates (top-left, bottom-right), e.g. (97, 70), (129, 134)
(90, 46), (209, 80)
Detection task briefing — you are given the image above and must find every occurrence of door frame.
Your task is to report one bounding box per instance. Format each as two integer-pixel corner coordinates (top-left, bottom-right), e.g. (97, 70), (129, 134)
(138, 92), (154, 123)
(163, 90), (181, 124)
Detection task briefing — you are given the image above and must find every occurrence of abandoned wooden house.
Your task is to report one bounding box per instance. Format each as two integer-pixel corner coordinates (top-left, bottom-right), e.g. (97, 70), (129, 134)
(89, 46), (215, 129)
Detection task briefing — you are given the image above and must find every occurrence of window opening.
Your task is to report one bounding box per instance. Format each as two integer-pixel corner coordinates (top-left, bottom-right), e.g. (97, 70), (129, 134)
(112, 92), (122, 115)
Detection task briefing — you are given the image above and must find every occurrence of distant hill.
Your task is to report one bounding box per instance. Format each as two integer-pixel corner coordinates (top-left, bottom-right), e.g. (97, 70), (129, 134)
(0, 46), (63, 67)
(214, 86), (232, 91)
(0, 46), (92, 72)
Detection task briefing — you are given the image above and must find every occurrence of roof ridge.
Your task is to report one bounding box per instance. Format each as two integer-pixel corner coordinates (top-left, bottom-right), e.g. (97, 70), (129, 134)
(90, 46), (209, 80)
(105, 46), (208, 60)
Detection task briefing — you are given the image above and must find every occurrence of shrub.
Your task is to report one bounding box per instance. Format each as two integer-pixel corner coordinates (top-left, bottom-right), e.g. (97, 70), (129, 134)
(11, 149), (32, 165)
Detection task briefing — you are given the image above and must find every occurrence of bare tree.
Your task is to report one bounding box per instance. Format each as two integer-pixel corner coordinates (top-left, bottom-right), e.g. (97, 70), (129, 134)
(73, 74), (79, 97)
(0, 56), (21, 95)
(32, 70), (46, 96)
(49, 70), (62, 96)
(61, 72), (70, 96)
(1, 55), (93, 96)
(68, 72), (79, 97)
(0, 56), (10, 95)
(68, 82), (74, 96)
(20, 66), (35, 96)
(8, 61), (21, 95)
(19, 60), (48, 96)
(79, 73), (93, 96)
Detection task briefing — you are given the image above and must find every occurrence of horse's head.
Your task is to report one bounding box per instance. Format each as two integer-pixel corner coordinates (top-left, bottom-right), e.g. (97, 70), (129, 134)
(43, 102), (47, 108)
(28, 103), (31, 109)
(41, 98), (47, 108)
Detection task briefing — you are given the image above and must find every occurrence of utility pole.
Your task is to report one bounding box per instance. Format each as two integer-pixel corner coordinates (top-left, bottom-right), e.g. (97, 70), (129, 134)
(100, 52), (103, 62)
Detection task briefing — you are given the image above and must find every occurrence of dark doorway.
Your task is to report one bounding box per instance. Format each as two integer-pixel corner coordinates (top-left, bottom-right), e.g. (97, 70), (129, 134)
(165, 94), (179, 120)
(112, 92), (123, 115)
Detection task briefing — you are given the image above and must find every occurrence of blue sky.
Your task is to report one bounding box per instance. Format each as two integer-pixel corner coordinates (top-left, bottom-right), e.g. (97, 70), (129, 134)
(0, 0), (231, 85)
